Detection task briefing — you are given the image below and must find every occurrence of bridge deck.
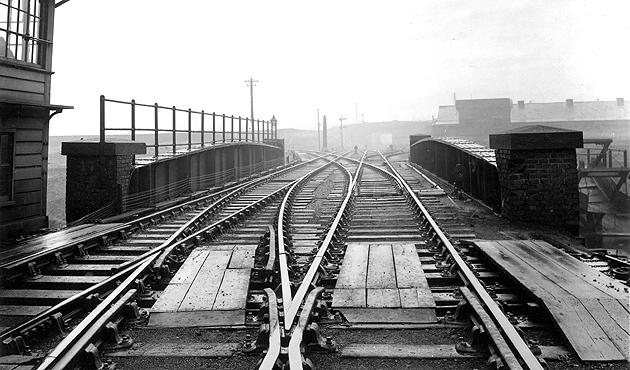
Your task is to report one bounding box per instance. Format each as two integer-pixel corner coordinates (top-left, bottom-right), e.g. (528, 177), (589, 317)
(474, 240), (629, 362)
(332, 243), (436, 324)
(148, 244), (256, 328)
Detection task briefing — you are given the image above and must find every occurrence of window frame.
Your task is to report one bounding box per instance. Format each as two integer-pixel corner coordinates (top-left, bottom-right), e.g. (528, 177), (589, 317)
(0, 130), (16, 206)
(0, 0), (52, 68)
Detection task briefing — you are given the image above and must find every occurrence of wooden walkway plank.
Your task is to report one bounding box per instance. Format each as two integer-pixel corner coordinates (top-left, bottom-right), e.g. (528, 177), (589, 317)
(392, 244), (428, 289)
(212, 269), (251, 310)
(367, 289), (400, 308)
(335, 244), (369, 289)
(399, 288), (436, 308)
(168, 249), (209, 284)
(228, 245), (257, 269)
(580, 298), (629, 360)
(332, 289), (366, 307)
(498, 240), (608, 299)
(366, 244), (396, 289)
(178, 251), (231, 311)
(151, 283), (189, 312)
(527, 240), (627, 299)
(475, 240), (629, 362)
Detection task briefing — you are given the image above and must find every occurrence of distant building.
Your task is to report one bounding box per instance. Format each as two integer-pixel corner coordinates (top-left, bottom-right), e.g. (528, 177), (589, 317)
(1, 1), (71, 241)
(433, 98), (629, 146)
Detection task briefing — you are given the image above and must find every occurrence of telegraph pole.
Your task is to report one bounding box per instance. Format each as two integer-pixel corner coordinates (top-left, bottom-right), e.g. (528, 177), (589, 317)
(317, 109), (321, 151)
(245, 77), (258, 123)
(339, 116), (347, 150)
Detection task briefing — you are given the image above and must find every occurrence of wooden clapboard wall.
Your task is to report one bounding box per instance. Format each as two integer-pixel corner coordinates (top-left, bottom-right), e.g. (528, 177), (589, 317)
(0, 107), (49, 237)
(0, 66), (49, 105)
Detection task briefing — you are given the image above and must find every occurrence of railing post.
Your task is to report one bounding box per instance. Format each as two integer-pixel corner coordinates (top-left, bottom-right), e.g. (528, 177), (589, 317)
(586, 148), (590, 167)
(608, 149), (613, 168)
(172, 106), (177, 156)
(245, 118), (249, 142)
(257, 119), (261, 142)
(201, 111), (205, 148)
(266, 120), (270, 141)
(238, 116), (242, 142)
(131, 99), (136, 141)
(625, 150), (628, 168)
(222, 114), (226, 143)
(99, 95), (105, 143)
(154, 103), (159, 157)
(212, 112), (216, 144)
(188, 108), (192, 151)
(230, 115), (234, 142)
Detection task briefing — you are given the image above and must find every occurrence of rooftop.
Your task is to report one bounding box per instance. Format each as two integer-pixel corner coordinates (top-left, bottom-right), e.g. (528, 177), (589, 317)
(435, 99), (629, 125)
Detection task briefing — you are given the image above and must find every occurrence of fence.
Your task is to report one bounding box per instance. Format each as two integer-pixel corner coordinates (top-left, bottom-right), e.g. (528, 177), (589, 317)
(577, 147), (628, 169)
(99, 95), (278, 158)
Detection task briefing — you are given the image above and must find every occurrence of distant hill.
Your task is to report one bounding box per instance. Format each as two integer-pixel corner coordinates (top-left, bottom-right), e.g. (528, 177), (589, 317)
(278, 120), (432, 152)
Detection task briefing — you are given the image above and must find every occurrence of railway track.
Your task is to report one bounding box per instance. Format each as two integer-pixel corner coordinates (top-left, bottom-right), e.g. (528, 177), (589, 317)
(0, 155), (334, 368)
(253, 152), (547, 369)
(1, 152), (627, 370)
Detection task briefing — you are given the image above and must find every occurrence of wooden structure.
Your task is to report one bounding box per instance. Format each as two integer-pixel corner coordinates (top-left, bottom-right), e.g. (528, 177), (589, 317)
(149, 244), (257, 327)
(332, 243), (436, 323)
(474, 240), (629, 361)
(0, 0), (71, 240)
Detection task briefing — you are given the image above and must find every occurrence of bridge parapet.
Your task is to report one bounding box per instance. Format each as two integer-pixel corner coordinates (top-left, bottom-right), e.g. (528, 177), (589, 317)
(62, 96), (284, 224)
(410, 136), (501, 212)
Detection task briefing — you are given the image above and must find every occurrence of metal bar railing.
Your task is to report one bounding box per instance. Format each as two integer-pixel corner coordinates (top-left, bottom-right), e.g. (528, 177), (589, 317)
(577, 147), (628, 168)
(99, 95), (275, 158)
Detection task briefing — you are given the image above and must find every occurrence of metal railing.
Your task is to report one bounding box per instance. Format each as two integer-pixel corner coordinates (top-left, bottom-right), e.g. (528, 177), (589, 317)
(577, 147), (628, 169)
(99, 95), (278, 158)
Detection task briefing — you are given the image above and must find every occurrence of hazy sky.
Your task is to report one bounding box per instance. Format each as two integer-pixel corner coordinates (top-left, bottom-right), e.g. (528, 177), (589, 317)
(49, 0), (630, 136)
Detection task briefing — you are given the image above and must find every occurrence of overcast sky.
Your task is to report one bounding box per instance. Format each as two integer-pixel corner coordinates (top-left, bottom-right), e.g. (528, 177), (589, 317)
(49, 0), (630, 136)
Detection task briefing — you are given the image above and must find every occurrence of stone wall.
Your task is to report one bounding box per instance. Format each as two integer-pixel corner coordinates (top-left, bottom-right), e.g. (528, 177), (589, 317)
(65, 153), (135, 222)
(490, 125), (583, 234)
(62, 142), (146, 223)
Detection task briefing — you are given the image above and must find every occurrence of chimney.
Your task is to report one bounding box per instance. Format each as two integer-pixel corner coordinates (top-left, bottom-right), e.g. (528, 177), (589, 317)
(517, 100), (525, 108)
(566, 98), (574, 108)
(617, 97), (624, 106)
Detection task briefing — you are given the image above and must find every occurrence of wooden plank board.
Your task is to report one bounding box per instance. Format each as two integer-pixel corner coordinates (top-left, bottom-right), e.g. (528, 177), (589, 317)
(399, 288), (436, 308)
(341, 344), (569, 360)
(366, 244), (396, 288)
(169, 249), (208, 284)
(392, 243), (430, 292)
(228, 245), (257, 269)
(178, 251), (231, 311)
(474, 240), (628, 361)
(367, 289), (400, 308)
(148, 309), (245, 328)
(340, 308), (437, 324)
(335, 244), (368, 289)
(332, 289), (365, 307)
(151, 283), (189, 312)
(212, 269), (251, 310)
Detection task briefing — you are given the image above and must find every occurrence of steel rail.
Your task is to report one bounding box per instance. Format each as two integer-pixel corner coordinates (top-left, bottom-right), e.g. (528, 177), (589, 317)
(284, 154), (364, 330)
(287, 287), (325, 369)
(0, 159), (297, 277)
(34, 158), (334, 369)
(377, 152), (543, 370)
(1, 157), (327, 345)
(258, 288), (282, 369)
(277, 157), (343, 322)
